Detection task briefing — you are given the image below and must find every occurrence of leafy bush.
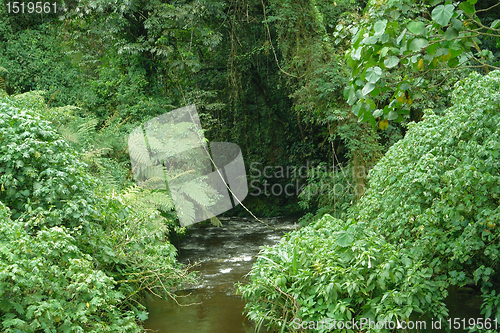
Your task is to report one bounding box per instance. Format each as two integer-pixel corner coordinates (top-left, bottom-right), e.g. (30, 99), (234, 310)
(241, 71), (500, 332)
(356, 70), (500, 319)
(239, 214), (448, 332)
(0, 23), (83, 106)
(0, 202), (142, 333)
(0, 94), (196, 331)
(0, 95), (96, 224)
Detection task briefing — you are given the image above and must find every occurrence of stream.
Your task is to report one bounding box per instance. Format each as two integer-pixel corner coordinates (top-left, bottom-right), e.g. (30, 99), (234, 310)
(144, 216), (298, 333)
(144, 215), (484, 333)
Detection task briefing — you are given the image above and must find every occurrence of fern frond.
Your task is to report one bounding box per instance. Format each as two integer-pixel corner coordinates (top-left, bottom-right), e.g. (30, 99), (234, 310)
(145, 135), (169, 156)
(122, 185), (140, 200)
(77, 118), (98, 137)
(128, 130), (151, 165)
(167, 169), (195, 182)
(58, 125), (79, 143)
(45, 105), (80, 124)
(141, 175), (167, 189)
(145, 190), (175, 212)
(181, 180), (211, 207)
(171, 192), (195, 226)
(142, 166), (165, 180)
(198, 205), (222, 227)
(98, 170), (118, 190)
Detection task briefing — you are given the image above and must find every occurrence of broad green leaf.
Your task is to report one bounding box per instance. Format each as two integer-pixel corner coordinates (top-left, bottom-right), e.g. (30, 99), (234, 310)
(407, 21), (424, 35)
(431, 4), (455, 26)
(374, 20), (387, 35)
(361, 108), (371, 121)
(390, 10), (400, 20)
(362, 36), (379, 45)
(365, 97), (376, 110)
(351, 47), (362, 60)
(344, 86), (354, 99)
(337, 230), (354, 247)
(400, 82), (410, 90)
(467, 0), (477, 4)
(352, 103), (361, 116)
(347, 89), (357, 105)
(458, 2), (474, 14)
(426, 43), (439, 55)
(379, 46), (390, 58)
(370, 87), (381, 97)
(448, 57), (459, 67)
(365, 66), (382, 83)
(409, 38), (429, 52)
(451, 18), (464, 30)
(387, 110), (399, 120)
(362, 82), (376, 95)
(435, 48), (449, 57)
(491, 19), (500, 29)
(443, 27), (458, 40)
(384, 56), (399, 68)
(396, 29), (407, 45)
(355, 88), (364, 99)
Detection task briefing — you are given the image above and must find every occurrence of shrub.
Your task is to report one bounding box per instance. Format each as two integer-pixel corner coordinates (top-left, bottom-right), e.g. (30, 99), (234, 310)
(0, 94), (196, 331)
(0, 23), (83, 106)
(0, 202), (142, 333)
(356, 70), (500, 320)
(240, 71), (500, 332)
(0, 94), (96, 225)
(239, 214), (448, 332)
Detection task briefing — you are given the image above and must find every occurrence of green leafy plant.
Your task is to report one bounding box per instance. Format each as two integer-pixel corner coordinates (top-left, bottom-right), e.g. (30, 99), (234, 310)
(0, 95), (97, 225)
(0, 94), (197, 331)
(238, 214), (448, 332)
(342, 0), (500, 125)
(356, 70), (500, 325)
(0, 202), (142, 333)
(241, 70), (500, 332)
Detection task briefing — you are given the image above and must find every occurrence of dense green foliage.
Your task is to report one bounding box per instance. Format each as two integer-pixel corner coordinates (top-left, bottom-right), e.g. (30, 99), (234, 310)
(241, 71), (500, 332)
(239, 214), (447, 332)
(344, 0), (500, 124)
(0, 95), (194, 332)
(0, 202), (140, 332)
(0, 95), (96, 224)
(1, 0), (500, 331)
(356, 70), (500, 322)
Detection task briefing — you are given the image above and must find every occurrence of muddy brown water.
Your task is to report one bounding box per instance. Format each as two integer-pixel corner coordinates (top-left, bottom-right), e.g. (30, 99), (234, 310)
(144, 216), (485, 333)
(144, 216), (298, 333)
